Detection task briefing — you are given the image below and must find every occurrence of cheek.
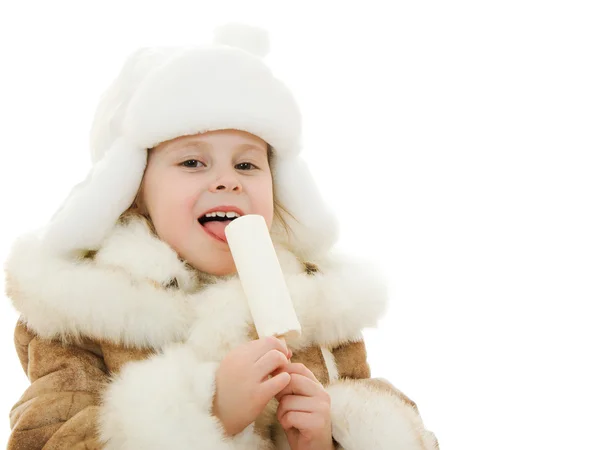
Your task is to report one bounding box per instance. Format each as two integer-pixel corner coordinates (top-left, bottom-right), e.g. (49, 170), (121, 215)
(251, 177), (275, 226)
(143, 170), (196, 218)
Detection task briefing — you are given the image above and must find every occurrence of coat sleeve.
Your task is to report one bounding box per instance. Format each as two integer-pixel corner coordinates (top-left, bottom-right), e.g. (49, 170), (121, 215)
(8, 321), (108, 450)
(327, 340), (439, 450)
(8, 321), (271, 450)
(98, 342), (271, 450)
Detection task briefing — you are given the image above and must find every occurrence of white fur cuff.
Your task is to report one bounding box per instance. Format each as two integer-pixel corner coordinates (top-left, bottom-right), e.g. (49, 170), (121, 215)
(99, 344), (267, 449)
(327, 380), (438, 450)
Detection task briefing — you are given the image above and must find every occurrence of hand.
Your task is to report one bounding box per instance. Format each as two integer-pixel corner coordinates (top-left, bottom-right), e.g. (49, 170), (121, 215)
(213, 336), (292, 436)
(275, 363), (335, 450)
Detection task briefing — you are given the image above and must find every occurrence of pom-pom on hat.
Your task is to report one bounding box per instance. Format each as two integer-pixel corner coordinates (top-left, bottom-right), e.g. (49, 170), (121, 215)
(42, 23), (338, 261)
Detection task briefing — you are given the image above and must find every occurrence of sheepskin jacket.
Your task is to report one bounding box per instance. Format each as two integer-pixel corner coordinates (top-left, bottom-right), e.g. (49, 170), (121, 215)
(4, 216), (438, 449)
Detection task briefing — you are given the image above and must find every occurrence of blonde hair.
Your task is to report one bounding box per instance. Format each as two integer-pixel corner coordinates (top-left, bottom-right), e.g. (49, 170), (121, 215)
(119, 144), (294, 238)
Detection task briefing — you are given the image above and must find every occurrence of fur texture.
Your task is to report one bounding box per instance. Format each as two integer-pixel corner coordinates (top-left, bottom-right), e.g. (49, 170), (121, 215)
(327, 379), (439, 450)
(123, 46), (301, 156)
(5, 225), (194, 349)
(9, 323), (108, 450)
(99, 344), (269, 449)
(5, 217), (387, 351)
(41, 136), (147, 256)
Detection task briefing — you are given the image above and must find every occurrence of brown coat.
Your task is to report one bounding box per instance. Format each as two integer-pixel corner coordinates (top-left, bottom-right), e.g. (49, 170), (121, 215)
(5, 216), (438, 449)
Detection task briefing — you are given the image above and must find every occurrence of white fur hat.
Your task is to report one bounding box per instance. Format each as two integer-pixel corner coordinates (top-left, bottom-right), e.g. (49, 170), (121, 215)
(41, 23), (338, 261)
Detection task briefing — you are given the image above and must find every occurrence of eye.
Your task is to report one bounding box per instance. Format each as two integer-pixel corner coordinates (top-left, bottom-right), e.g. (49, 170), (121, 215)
(180, 160), (204, 168)
(236, 162), (258, 171)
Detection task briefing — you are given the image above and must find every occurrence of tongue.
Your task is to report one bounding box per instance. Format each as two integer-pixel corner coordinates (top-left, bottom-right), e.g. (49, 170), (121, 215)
(203, 220), (232, 242)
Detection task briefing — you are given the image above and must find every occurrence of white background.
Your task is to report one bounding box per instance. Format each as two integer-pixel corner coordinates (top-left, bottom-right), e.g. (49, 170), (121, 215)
(1, 1), (598, 449)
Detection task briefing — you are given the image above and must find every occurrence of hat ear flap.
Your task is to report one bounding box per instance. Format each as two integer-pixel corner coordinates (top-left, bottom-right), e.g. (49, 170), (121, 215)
(42, 137), (147, 256)
(272, 157), (339, 260)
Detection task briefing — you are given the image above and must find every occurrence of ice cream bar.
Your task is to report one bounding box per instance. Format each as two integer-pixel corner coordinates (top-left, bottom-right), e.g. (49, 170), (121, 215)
(225, 214), (301, 340)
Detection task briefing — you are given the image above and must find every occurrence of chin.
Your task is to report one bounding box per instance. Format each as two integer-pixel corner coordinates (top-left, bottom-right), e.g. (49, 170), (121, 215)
(191, 255), (237, 277)
(210, 266), (237, 277)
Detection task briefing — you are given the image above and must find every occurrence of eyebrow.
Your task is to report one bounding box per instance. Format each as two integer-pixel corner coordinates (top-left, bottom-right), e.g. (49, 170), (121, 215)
(235, 144), (268, 154)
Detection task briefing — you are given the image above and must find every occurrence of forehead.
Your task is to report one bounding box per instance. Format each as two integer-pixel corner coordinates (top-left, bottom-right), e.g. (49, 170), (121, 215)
(156, 129), (268, 152)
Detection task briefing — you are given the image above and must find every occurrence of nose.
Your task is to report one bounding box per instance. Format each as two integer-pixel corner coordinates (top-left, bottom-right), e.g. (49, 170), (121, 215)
(209, 169), (242, 193)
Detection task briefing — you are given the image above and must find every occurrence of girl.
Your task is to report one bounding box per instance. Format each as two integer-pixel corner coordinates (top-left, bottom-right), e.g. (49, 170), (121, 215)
(4, 23), (438, 449)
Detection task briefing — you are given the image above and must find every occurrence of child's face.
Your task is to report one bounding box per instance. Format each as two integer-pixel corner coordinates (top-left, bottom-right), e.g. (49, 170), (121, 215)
(141, 129), (274, 276)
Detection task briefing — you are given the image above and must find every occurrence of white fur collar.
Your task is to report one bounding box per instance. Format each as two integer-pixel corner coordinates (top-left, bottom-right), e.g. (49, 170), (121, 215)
(5, 217), (388, 353)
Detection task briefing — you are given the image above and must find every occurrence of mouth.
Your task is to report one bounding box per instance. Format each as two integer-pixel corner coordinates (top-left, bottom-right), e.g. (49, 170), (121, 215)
(198, 206), (244, 243)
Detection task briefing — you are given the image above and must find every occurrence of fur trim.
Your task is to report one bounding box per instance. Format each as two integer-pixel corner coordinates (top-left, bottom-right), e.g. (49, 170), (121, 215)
(5, 226), (194, 349)
(42, 137), (147, 256)
(271, 157), (339, 260)
(95, 217), (199, 292)
(185, 245), (388, 358)
(327, 380), (438, 450)
(99, 344), (270, 449)
(5, 217), (387, 351)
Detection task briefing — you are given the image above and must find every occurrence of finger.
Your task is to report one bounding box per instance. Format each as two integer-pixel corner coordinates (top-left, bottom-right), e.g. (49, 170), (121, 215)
(277, 337), (293, 359)
(259, 372), (291, 400)
(276, 395), (322, 422)
(254, 349), (289, 380)
(283, 427), (300, 444)
(272, 362), (320, 384)
(247, 336), (289, 362)
(275, 373), (324, 401)
(280, 411), (328, 433)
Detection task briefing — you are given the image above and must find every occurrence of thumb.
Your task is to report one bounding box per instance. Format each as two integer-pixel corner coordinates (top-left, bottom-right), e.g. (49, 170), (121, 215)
(261, 372), (291, 401)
